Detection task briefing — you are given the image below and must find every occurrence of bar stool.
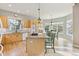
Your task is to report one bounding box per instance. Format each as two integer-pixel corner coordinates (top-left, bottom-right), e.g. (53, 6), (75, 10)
(45, 30), (56, 54)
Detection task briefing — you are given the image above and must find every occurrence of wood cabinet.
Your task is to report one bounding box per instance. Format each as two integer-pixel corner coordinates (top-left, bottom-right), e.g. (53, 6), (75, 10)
(0, 16), (8, 28)
(22, 19), (40, 28)
(22, 20), (32, 28)
(26, 35), (45, 56)
(2, 32), (22, 45)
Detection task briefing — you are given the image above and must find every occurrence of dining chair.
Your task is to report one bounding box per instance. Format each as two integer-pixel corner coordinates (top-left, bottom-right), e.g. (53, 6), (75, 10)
(45, 30), (56, 54)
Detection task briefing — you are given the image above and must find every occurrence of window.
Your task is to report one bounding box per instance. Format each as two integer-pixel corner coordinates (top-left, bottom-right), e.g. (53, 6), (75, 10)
(66, 20), (73, 37)
(8, 18), (21, 31)
(51, 22), (64, 34)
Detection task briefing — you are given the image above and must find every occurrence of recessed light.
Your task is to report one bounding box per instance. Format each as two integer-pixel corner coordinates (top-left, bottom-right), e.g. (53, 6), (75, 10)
(8, 4), (12, 7)
(26, 10), (29, 13)
(17, 10), (20, 13)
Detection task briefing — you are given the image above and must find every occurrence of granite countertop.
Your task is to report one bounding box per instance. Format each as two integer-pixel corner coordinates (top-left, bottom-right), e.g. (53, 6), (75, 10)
(26, 33), (45, 39)
(0, 28), (28, 34)
(0, 29), (15, 34)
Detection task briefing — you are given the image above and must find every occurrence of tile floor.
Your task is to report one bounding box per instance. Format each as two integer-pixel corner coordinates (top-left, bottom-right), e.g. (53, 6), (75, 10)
(0, 37), (79, 56)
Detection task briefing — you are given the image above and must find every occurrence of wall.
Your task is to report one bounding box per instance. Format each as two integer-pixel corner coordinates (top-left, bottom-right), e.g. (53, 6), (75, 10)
(73, 4), (79, 48)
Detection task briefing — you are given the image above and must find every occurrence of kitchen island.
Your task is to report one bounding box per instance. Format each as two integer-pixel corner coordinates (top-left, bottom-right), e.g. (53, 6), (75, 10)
(26, 33), (45, 56)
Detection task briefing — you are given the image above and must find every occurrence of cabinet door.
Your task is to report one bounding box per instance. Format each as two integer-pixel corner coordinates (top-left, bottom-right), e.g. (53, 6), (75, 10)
(0, 16), (8, 28)
(2, 33), (22, 44)
(14, 32), (22, 41)
(22, 20), (32, 28)
(26, 39), (45, 56)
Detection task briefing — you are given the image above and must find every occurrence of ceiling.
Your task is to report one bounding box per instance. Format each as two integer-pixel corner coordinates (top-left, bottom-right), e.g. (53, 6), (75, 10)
(0, 3), (74, 19)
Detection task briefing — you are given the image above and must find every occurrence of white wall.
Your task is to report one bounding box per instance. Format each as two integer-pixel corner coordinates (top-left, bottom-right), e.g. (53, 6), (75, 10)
(73, 4), (79, 48)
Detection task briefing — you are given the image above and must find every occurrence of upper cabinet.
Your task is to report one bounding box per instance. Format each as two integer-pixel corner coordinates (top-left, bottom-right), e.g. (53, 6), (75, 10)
(0, 16), (9, 28)
(22, 19), (32, 28)
(22, 19), (41, 28)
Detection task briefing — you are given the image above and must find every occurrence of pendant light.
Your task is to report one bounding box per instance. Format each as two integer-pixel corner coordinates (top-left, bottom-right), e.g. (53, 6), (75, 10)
(37, 3), (41, 21)
(51, 19), (52, 26)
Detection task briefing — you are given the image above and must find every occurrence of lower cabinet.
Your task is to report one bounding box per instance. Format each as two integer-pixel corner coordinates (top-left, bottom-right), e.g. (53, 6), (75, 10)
(26, 36), (45, 56)
(2, 32), (22, 45)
